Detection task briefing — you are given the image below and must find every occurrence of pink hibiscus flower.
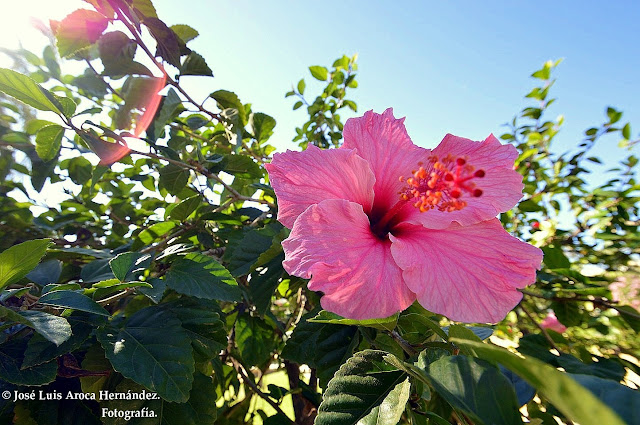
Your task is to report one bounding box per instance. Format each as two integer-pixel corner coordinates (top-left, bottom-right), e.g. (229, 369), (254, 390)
(265, 108), (542, 323)
(540, 311), (567, 333)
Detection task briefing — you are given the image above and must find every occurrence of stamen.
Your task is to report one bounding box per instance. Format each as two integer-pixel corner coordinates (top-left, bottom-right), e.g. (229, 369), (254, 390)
(398, 154), (485, 213)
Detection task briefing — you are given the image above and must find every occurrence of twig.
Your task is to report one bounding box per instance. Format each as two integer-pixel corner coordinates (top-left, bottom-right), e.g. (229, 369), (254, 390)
(230, 358), (295, 424)
(389, 329), (418, 357)
(519, 305), (560, 352)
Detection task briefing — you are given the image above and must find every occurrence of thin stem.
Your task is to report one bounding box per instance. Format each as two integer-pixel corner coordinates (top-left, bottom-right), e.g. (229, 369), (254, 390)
(520, 305), (560, 352)
(389, 329), (418, 357)
(230, 358), (295, 425)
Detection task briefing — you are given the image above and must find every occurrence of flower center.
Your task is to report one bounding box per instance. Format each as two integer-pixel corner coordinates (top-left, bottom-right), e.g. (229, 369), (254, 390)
(369, 155), (485, 239)
(399, 154), (485, 212)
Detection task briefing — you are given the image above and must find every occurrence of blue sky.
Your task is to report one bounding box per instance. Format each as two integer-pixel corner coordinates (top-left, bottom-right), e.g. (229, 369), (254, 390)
(154, 0), (639, 166)
(1, 1), (638, 166)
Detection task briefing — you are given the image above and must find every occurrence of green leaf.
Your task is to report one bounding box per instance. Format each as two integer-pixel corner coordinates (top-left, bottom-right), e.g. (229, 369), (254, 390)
(210, 90), (246, 125)
(108, 251), (151, 282)
(26, 260), (62, 285)
(357, 377), (411, 425)
(0, 339), (58, 386)
(297, 79), (306, 94)
(133, 221), (176, 250)
(622, 123), (631, 139)
(310, 310), (399, 331)
(282, 310), (359, 387)
(168, 195), (202, 221)
(138, 277), (167, 303)
(54, 95), (77, 117)
(181, 51), (213, 77)
(170, 24), (199, 43)
(248, 254), (284, 316)
(226, 224), (282, 276)
(67, 156), (93, 185)
(98, 31), (152, 77)
(55, 9), (108, 57)
(541, 245), (570, 269)
(161, 298), (226, 361)
(165, 253), (241, 301)
(235, 314), (276, 365)
(97, 306), (195, 402)
(250, 112), (276, 143)
(550, 301), (581, 327)
(569, 374), (640, 425)
(0, 239), (51, 290)
(143, 17), (183, 68)
(450, 338), (626, 425)
(222, 154), (263, 179)
(0, 306), (71, 346)
(159, 163), (190, 195)
(35, 125), (64, 161)
(38, 289), (110, 316)
(22, 312), (98, 368)
(153, 88), (182, 137)
(315, 350), (407, 425)
(426, 355), (522, 425)
(0, 68), (61, 112)
(397, 303), (448, 343)
(309, 65), (329, 81)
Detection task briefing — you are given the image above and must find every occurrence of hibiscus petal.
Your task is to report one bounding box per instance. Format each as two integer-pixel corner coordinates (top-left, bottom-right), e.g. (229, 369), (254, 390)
(283, 199), (416, 319)
(400, 134), (524, 229)
(265, 145), (375, 228)
(389, 219), (542, 323)
(342, 108), (430, 220)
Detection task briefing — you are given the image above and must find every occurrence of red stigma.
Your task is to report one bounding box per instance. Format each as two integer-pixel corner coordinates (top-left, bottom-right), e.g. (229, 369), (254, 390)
(399, 155), (485, 213)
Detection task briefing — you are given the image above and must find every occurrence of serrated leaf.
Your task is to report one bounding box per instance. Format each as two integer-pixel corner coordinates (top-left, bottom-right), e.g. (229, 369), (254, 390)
(109, 252), (151, 282)
(316, 350), (407, 425)
(181, 51), (213, 77)
(250, 112), (276, 143)
(235, 314), (276, 365)
(159, 163), (189, 195)
(97, 306), (194, 402)
(450, 338), (626, 425)
(0, 239), (51, 290)
(309, 65), (328, 81)
(22, 312), (98, 368)
(143, 17), (182, 67)
(168, 195), (202, 221)
(210, 90), (245, 124)
(226, 224), (282, 276)
(55, 9), (108, 57)
(138, 277), (167, 303)
(161, 298), (226, 361)
(165, 253), (241, 301)
(357, 377), (411, 425)
(170, 24), (199, 43)
(35, 125), (64, 161)
(0, 69), (60, 112)
(38, 289), (110, 316)
(0, 338), (58, 385)
(99, 30), (153, 77)
(0, 307), (71, 346)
